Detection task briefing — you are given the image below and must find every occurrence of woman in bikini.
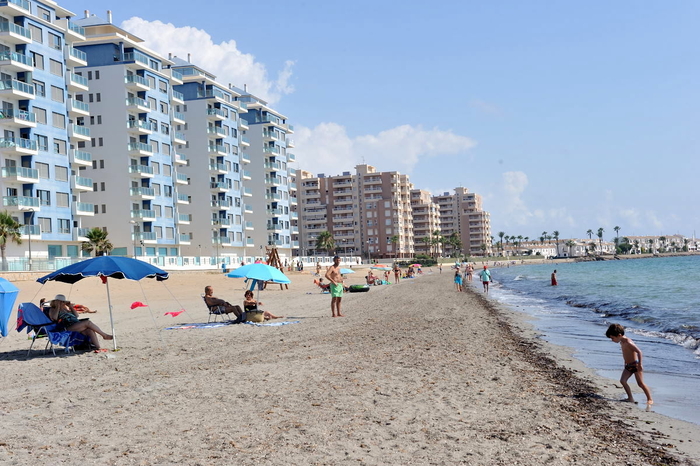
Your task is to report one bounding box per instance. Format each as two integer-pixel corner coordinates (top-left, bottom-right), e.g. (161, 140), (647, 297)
(49, 294), (113, 352)
(243, 290), (283, 320)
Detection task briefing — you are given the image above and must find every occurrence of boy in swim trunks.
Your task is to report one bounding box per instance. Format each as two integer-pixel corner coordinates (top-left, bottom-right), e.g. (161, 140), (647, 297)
(605, 323), (653, 404)
(325, 255), (345, 317)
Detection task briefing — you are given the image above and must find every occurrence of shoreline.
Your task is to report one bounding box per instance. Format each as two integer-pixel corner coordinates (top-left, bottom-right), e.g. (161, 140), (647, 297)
(1, 271), (698, 464)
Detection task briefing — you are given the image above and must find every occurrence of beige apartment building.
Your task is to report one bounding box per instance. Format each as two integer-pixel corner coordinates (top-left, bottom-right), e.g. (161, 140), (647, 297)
(432, 187), (492, 257)
(410, 189), (441, 256)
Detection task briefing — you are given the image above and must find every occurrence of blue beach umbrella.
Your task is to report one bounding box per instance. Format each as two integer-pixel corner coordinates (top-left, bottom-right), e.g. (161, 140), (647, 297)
(339, 268), (355, 275)
(0, 277), (20, 337)
(37, 256), (169, 350)
(227, 263), (291, 304)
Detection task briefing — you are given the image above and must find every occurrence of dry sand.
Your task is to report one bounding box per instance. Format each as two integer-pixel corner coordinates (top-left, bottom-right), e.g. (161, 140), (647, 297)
(1, 269), (699, 465)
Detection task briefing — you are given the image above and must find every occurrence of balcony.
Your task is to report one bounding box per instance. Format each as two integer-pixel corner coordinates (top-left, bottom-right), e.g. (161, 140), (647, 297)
(211, 199), (231, 209)
(179, 233), (191, 244)
(267, 224), (284, 231)
(127, 119), (155, 134)
(209, 162), (227, 173)
(0, 0), (30, 15)
(0, 50), (32, 72)
(245, 221), (254, 230)
(290, 196), (298, 205)
(243, 187), (252, 197)
(0, 20), (31, 44)
(267, 208), (284, 216)
(66, 46), (87, 67)
(240, 153), (251, 163)
(264, 161), (282, 171)
(173, 111), (185, 124)
(71, 175), (93, 191)
(265, 177), (281, 187)
(125, 74), (149, 91)
(207, 107), (226, 120)
(290, 211), (298, 219)
(128, 141), (153, 156)
(291, 240), (299, 248)
(68, 98), (89, 117)
(242, 170), (251, 180)
(1, 166), (38, 183)
(0, 108), (36, 128)
(212, 218), (231, 227)
(128, 164), (155, 177)
(57, 19), (85, 41)
(174, 153), (188, 165)
(207, 126), (226, 136)
(240, 136), (250, 147)
(265, 192), (281, 201)
(126, 96), (150, 112)
(238, 119), (248, 130)
(67, 72), (88, 92)
(210, 181), (229, 192)
(175, 173), (189, 185)
(176, 193), (190, 204)
(131, 209), (156, 220)
(0, 79), (34, 100)
(172, 90), (184, 103)
(70, 124), (91, 142)
(244, 204), (253, 213)
(178, 213), (191, 224)
(0, 137), (37, 155)
(173, 131), (186, 144)
(71, 149), (92, 166)
(286, 138), (295, 148)
(122, 50), (150, 69)
(134, 232), (157, 243)
(73, 202), (94, 216)
(130, 186), (155, 199)
(20, 224), (40, 240)
(208, 144), (226, 155)
(288, 153), (296, 162)
(2, 195), (39, 210)
(246, 237), (255, 247)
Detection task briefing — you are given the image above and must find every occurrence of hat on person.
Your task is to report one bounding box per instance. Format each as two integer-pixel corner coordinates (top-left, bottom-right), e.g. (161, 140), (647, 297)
(483, 266), (488, 269)
(54, 294), (67, 302)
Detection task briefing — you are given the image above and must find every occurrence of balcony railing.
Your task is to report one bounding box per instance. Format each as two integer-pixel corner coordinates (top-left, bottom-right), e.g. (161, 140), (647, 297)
(125, 74), (149, 87)
(207, 108), (225, 118)
(0, 50), (31, 66)
(68, 47), (87, 62)
(173, 111), (185, 121)
(131, 209), (156, 219)
(0, 20), (30, 39)
(179, 233), (190, 242)
(208, 144), (225, 154)
(122, 50), (150, 66)
(134, 232), (157, 241)
(245, 221), (254, 229)
(130, 187), (155, 197)
(210, 181), (229, 190)
(0, 79), (34, 95)
(128, 142), (152, 152)
(126, 96), (149, 109)
(66, 20), (85, 36)
(21, 224), (40, 236)
(175, 173), (188, 183)
(69, 72), (88, 87)
(75, 202), (94, 213)
(3, 195), (38, 208)
(209, 162), (226, 172)
(73, 175), (92, 189)
(127, 119), (155, 131)
(2, 166), (38, 179)
(0, 109), (35, 123)
(70, 99), (89, 113)
(211, 199), (231, 208)
(71, 124), (90, 137)
(174, 131), (186, 141)
(71, 149), (91, 163)
(171, 70), (183, 82)
(0, 137), (37, 151)
(172, 90), (184, 101)
(178, 214), (191, 222)
(129, 164), (154, 175)
(1, 0), (30, 11)
(177, 193), (189, 203)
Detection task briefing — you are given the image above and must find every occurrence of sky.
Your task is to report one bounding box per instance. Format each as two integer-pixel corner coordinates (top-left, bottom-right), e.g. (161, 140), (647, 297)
(61, 0), (699, 241)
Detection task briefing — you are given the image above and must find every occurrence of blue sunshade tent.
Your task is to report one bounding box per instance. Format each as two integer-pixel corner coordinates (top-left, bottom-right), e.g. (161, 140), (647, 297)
(339, 268), (355, 274)
(0, 277), (19, 337)
(227, 263), (291, 306)
(37, 256), (169, 350)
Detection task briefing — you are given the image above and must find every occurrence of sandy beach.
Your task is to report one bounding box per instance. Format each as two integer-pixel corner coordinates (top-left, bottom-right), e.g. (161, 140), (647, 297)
(1, 269), (699, 465)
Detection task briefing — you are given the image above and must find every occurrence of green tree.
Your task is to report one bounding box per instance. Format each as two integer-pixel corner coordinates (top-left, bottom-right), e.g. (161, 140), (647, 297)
(614, 226), (621, 246)
(552, 230), (560, 257)
(586, 229), (593, 240)
(683, 238), (689, 252)
(498, 231), (505, 255)
(315, 231), (335, 256)
(0, 211), (22, 271)
(390, 235), (399, 259)
(597, 228), (604, 254)
(565, 240), (576, 257)
(659, 236), (667, 253)
(82, 227), (113, 256)
(431, 230), (444, 259)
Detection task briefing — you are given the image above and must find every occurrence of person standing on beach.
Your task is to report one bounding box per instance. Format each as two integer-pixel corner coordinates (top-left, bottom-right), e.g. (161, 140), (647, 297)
(454, 269), (463, 292)
(466, 263), (474, 282)
(394, 264), (401, 283)
(479, 265), (491, 293)
(605, 324), (653, 404)
(551, 269), (558, 286)
(325, 256), (345, 317)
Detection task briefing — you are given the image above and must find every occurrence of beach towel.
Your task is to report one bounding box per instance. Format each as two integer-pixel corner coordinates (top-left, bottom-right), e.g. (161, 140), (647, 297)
(243, 321), (301, 327)
(165, 322), (233, 330)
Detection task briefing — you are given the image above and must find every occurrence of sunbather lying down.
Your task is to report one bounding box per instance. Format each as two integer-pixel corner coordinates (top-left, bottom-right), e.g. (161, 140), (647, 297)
(49, 294), (112, 352)
(314, 278), (330, 291)
(244, 290), (283, 320)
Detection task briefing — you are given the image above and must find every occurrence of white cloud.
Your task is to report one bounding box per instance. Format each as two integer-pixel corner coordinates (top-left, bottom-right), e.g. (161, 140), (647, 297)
(120, 17), (294, 104)
(293, 123), (476, 176)
(500, 171), (534, 226)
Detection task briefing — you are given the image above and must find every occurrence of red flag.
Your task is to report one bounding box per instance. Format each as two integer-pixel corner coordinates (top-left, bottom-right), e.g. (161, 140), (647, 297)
(130, 301), (148, 309)
(100, 275), (108, 284)
(164, 311), (184, 317)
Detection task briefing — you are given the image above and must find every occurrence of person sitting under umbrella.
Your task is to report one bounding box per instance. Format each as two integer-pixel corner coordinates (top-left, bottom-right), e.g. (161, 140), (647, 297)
(243, 290), (283, 320)
(48, 294), (112, 353)
(203, 286), (245, 323)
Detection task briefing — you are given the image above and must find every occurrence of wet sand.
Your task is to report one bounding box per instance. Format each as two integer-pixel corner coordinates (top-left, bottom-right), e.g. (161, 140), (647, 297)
(0, 270), (698, 465)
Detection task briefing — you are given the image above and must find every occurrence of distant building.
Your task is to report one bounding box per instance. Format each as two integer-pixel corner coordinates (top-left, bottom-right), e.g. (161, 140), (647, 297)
(410, 189), (441, 257)
(432, 188), (492, 257)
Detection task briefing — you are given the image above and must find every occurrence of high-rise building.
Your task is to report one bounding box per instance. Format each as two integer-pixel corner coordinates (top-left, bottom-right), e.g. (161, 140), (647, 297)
(432, 187), (492, 257)
(410, 189), (441, 257)
(0, 1), (91, 266)
(169, 57), (247, 261)
(73, 12), (188, 258)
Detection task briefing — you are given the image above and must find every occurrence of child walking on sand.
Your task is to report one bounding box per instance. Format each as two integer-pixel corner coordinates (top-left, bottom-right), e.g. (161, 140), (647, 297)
(605, 324), (653, 404)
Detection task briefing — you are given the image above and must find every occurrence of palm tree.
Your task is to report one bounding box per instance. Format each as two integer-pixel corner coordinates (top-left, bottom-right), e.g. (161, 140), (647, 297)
(390, 235), (399, 259)
(659, 236), (667, 253)
(315, 230), (335, 256)
(0, 211), (22, 271)
(431, 230), (443, 259)
(597, 228), (604, 254)
(647, 238), (654, 254)
(586, 229), (593, 240)
(82, 227), (114, 256)
(539, 235), (545, 246)
(614, 226), (621, 246)
(588, 242), (597, 255)
(498, 231), (505, 254)
(552, 230), (560, 257)
(633, 239), (640, 254)
(419, 236), (431, 256)
(565, 240), (576, 257)
(683, 238), (689, 252)
(541, 231), (547, 243)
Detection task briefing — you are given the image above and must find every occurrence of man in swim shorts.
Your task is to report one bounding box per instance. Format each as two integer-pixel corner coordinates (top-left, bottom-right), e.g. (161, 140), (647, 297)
(325, 255), (345, 317)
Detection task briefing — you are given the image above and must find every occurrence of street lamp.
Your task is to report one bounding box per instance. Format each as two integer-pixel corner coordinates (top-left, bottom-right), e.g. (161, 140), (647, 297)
(26, 208), (35, 271)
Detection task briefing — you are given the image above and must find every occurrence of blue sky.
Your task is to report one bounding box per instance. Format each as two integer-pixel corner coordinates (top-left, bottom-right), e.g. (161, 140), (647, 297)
(62, 0), (699, 241)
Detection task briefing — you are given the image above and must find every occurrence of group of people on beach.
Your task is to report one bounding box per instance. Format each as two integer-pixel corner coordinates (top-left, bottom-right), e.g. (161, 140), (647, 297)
(203, 285), (283, 322)
(453, 263), (491, 293)
(41, 294), (113, 352)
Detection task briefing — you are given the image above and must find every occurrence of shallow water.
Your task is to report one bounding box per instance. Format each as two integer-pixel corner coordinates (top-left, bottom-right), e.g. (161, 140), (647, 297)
(484, 256), (700, 425)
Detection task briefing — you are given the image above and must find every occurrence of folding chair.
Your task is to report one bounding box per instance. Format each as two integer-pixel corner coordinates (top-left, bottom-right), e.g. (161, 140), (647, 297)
(202, 295), (233, 323)
(18, 303), (89, 356)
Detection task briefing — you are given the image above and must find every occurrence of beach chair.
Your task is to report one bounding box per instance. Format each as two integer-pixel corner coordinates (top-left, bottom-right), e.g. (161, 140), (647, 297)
(202, 295), (233, 323)
(17, 303), (89, 356)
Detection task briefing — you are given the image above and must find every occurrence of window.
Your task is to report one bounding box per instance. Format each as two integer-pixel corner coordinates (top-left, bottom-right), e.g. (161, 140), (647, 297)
(95, 70), (100, 80)
(87, 71), (92, 80)
(52, 112), (65, 129)
(33, 107), (47, 124)
(88, 93), (93, 103)
(36, 162), (49, 178)
(163, 164), (172, 176)
(53, 139), (66, 155)
(37, 190), (50, 206)
(162, 143), (170, 155)
(166, 227), (174, 239)
(154, 205), (162, 217)
(39, 217), (51, 233)
(56, 192), (69, 208)
(100, 182), (105, 191)
(164, 185), (172, 198)
(29, 24), (42, 43)
(148, 97), (156, 109)
(101, 204), (106, 214)
(155, 226), (162, 239)
(98, 137), (103, 147)
(153, 184), (161, 196)
(33, 80), (45, 97)
(55, 166), (68, 182)
(165, 206), (173, 218)
(36, 135), (48, 151)
(89, 116), (94, 125)
(160, 123), (169, 135)
(147, 76), (156, 89)
(49, 33), (61, 50)
(152, 162), (160, 175)
(159, 101), (168, 114)
(58, 219), (70, 234)
(93, 205), (98, 214)
(49, 59), (63, 76)
(31, 52), (44, 69)
(37, 6), (51, 21)
(51, 86), (64, 102)
(96, 93), (101, 102)
(99, 160), (104, 169)
(159, 80), (168, 93)
(97, 115), (102, 125)
(150, 140), (158, 153)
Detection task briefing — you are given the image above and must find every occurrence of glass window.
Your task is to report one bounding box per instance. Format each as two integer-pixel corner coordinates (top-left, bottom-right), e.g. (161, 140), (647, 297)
(33, 107), (47, 124)
(163, 164), (172, 176)
(52, 112), (65, 129)
(162, 143), (170, 155)
(58, 219), (70, 234)
(29, 24), (42, 43)
(31, 52), (44, 69)
(55, 165), (68, 181)
(166, 227), (174, 239)
(154, 205), (162, 217)
(37, 190), (50, 206)
(153, 184), (161, 196)
(37, 6), (51, 21)
(36, 162), (49, 178)
(49, 33), (61, 50)
(51, 86), (64, 102)
(159, 80), (168, 93)
(36, 135), (48, 151)
(165, 206), (173, 218)
(39, 217), (51, 233)
(147, 76), (156, 88)
(56, 192), (69, 207)
(49, 59), (63, 76)
(33, 80), (45, 97)
(164, 185), (172, 197)
(152, 162), (160, 175)
(53, 139), (66, 155)
(159, 101), (168, 114)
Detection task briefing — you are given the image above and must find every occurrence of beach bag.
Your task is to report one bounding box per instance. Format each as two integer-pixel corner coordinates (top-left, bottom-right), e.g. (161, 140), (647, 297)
(57, 312), (79, 328)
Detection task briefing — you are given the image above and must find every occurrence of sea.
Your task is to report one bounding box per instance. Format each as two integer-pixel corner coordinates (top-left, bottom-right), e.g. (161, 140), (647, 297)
(483, 255), (700, 426)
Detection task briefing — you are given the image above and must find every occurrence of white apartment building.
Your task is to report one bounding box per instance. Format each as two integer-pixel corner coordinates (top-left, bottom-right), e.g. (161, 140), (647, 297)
(410, 189), (441, 256)
(432, 187), (492, 257)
